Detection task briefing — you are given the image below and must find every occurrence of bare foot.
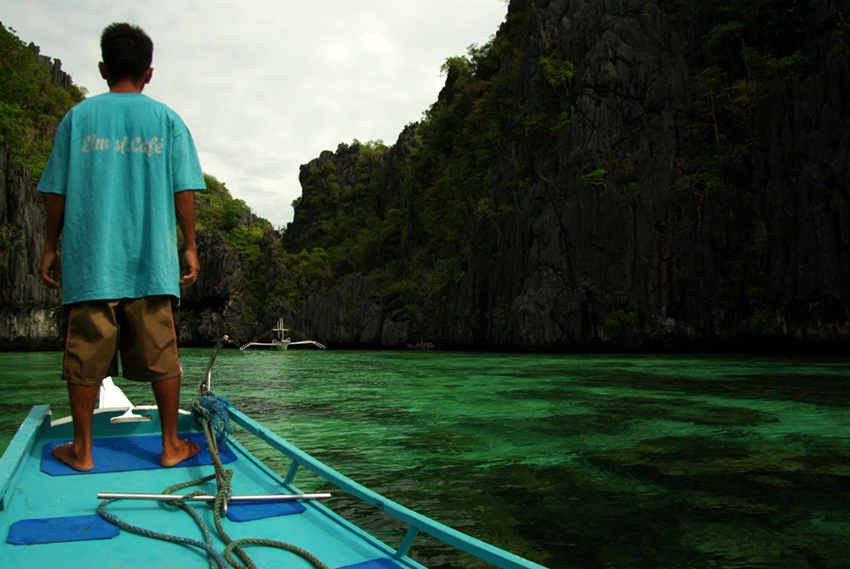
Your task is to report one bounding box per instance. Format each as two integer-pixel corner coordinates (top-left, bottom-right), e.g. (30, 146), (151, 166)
(161, 439), (201, 467)
(52, 442), (94, 472)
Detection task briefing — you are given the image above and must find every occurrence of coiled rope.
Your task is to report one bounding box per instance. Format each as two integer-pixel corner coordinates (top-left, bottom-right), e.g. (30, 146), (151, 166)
(97, 393), (329, 569)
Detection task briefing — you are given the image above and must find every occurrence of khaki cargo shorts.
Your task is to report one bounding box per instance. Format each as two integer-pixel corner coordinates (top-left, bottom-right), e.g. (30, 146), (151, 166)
(63, 296), (183, 386)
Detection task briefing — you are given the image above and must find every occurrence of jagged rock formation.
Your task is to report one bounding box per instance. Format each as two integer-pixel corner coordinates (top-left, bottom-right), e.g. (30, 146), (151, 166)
(177, 229), (250, 344)
(284, 0), (850, 352)
(29, 44), (72, 91)
(455, 0), (723, 350)
(0, 42), (72, 350)
(296, 273), (383, 346)
(0, 143), (63, 349)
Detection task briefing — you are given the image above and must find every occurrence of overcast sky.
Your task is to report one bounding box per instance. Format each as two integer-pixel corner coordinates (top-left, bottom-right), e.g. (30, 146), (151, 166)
(2, 0), (508, 228)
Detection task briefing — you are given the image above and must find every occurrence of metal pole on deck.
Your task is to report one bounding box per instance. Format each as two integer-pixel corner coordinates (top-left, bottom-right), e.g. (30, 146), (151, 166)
(98, 492), (331, 502)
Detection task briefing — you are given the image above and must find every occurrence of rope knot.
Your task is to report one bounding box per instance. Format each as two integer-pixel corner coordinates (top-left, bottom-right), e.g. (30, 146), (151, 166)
(192, 392), (234, 444)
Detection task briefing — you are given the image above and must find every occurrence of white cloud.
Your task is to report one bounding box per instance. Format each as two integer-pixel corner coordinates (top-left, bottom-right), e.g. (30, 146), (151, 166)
(2, 0), (507, 228)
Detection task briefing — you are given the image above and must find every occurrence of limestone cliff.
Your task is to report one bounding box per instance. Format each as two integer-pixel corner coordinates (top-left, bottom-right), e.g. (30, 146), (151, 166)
(285, 0), (850, 351)
(0, 43), (72, 349)
(0, 143), (63, 349)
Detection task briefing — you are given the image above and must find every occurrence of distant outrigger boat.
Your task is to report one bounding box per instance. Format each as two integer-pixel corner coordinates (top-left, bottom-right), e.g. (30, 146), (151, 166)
(239, 319), (326, 351)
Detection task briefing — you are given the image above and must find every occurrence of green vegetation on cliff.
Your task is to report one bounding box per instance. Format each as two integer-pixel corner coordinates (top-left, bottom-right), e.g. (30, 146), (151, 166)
(667, 0), (814, 330)
(282, 0), (834, 332)
(674, 0), (809, 195)
(0, 25), (85, 178)
(284, 8), (571, 303)
(197, 174), (281, 312)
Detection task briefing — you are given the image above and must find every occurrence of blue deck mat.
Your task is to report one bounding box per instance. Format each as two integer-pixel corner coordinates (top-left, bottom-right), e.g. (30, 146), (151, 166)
(226, 500), (306, 522)
(41, 432), (237, 476)
(7, 515), (119, 545)
(338, 560), (403, 569)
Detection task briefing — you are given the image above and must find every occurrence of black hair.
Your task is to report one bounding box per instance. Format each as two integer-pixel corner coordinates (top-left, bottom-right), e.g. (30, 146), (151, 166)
(100, 23), (153, 83)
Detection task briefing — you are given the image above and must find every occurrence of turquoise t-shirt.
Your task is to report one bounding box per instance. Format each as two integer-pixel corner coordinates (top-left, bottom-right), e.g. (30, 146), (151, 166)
(37, 93), (205, 304)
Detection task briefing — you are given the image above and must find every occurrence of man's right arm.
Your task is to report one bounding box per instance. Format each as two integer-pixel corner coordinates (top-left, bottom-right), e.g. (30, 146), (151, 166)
(40, 193), (65, 289)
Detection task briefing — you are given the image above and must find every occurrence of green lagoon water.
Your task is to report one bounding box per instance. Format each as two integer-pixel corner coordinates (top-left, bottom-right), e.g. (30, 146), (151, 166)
(1, 349), (849, 568)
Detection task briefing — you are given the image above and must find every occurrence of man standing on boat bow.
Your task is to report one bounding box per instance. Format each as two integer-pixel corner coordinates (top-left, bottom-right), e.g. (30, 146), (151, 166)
(37, 23), (204, 471)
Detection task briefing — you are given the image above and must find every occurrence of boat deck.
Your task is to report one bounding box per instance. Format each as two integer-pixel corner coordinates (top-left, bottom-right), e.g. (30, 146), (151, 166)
(1, 405), (543, 569)
(1, 406), (419, 568)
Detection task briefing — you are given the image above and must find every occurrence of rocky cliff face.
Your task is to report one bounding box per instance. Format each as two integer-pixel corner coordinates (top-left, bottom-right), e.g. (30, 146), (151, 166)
(177, 228), (250, 344)
(0, 44), (72, 350)
(481, 0), (850, 350)
(285, 0), (850, 351)
(452, 0), (705, 350)
(7, 2), (850, 353)
(28, 44), (72, 91)
(0, 143), (63, 349)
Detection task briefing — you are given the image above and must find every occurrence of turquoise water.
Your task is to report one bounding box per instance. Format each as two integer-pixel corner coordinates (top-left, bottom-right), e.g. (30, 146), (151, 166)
(2, 349), (849, 568)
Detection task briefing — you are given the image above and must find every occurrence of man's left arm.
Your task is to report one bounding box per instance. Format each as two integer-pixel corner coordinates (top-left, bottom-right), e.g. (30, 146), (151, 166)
(40, 193), (65, 289)
(175, 190), (199, 288)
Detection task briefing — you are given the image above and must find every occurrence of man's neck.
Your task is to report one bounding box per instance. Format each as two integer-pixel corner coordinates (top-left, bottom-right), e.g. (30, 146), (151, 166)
(109, 77), (145, 93)
(99, 63), (152, 93)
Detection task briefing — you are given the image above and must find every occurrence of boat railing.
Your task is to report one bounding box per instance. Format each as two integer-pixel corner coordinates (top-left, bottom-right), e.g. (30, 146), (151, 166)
(0, 405), (49, 511)
(201, 336), (542, 568)
(229, 408), (544, 569)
